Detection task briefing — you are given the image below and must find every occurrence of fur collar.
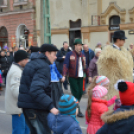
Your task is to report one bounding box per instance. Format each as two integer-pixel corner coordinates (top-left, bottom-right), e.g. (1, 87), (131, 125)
(101, 109), (134, 124)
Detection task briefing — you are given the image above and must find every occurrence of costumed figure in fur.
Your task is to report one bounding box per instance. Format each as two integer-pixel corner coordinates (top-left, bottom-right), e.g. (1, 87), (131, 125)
(97, 30), (133, 99)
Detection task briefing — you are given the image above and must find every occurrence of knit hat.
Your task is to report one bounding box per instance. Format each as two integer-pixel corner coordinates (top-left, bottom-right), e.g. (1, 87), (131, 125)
(114, 80), (134, 106)
(14, 50), (28, 63)
(95, 48), (101, 55)
(58, 94), (78, 121)
(92, 85), (108, 98)
(96, 76), (110, 86)
(96, 42), (102, 47)
(40, 44), (58, 52)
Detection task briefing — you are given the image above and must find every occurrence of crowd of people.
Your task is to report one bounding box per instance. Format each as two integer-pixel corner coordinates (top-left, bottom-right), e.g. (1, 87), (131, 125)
(1, 29), (134, 134)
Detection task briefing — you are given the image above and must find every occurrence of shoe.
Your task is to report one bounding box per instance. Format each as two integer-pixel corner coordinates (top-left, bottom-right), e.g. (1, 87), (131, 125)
(0, 87), (3, 91)
(77, 112), (84, 118)
(83, 91), (87, 95)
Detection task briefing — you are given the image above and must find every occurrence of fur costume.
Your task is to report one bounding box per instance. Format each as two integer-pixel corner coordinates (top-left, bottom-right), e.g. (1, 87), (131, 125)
(97, 45), (133, 99)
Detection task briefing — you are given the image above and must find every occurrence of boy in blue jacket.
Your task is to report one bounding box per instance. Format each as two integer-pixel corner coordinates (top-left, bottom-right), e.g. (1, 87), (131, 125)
(47, 94), (82, 134)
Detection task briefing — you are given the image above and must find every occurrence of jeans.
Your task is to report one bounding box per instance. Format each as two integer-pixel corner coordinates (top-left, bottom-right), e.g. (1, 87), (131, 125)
(12, 113), (30, 134)
(23, 109), (51, 134)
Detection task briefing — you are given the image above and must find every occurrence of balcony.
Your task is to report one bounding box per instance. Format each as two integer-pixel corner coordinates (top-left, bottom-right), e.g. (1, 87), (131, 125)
(13, 0), (28, 6)
(0, 0), (7, 8)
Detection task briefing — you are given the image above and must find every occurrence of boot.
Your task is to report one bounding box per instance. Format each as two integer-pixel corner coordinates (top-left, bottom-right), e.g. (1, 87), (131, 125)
(77, 104), (84, 118)
(0, 87), (3, 90)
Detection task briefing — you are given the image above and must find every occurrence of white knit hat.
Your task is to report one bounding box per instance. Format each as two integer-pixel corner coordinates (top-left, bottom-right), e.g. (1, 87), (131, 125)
(95, 48), (101, 55)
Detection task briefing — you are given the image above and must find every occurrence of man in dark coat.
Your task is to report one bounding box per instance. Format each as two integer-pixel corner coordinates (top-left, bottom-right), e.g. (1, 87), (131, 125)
(56, 41), (71, 90)
(0, 50), (9, 84)
(6, 51), (13, 68)
(18, 44), (59, 134)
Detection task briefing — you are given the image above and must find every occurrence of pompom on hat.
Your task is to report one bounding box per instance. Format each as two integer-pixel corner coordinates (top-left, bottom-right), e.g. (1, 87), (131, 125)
(114, 80), (134, 106)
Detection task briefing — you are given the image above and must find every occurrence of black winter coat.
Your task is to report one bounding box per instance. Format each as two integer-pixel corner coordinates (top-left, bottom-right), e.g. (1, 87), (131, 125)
(0, 56), (9, 75)
(96, 105), (134, 134)
(6, 56), (13, 68)
(18, 52), (54, 111)
(56, 47), (71, 74)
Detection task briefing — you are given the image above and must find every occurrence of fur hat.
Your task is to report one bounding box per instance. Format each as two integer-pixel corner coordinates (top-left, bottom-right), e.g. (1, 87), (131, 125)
(96, 76), (110, 86)
(92, 85), (108, 98)
(114, 80), (134, 106)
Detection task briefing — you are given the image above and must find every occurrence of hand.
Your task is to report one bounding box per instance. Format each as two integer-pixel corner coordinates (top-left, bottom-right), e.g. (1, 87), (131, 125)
(50, 108), (59, 115)
(62, 56), (65, 59)
(61, 76), (65, 83)
(89, 77), (92, 83)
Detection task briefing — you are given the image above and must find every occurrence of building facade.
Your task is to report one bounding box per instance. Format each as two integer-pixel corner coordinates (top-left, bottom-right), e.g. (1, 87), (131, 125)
(50, 0), (134, 49)
(0, 0), (37, 48)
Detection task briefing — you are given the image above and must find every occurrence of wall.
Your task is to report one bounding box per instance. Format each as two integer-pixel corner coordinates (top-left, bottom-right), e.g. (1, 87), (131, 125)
(50, 0), (82, 29)
(102, 0), (134, 23)
(124, 30), (134, 48)
(0, 12), (35, 47)
(90, 32), (109, 49)
(51, 34), (69, 49)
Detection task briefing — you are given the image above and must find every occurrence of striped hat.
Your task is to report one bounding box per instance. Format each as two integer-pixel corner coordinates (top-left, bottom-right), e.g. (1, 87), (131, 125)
(58, 94), (78, 116)
(92, 85), (108, 98)
(96, 76), (110, 86)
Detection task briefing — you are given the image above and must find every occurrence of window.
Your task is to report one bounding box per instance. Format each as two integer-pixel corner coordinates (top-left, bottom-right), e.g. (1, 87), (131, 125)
(14, 0), (27, 2)
(69, 19), (81, 48)
(14, 0), (27, 6)
(109, 16), (120, 25)
(109, 16), (120, 31)
(0, 0), (7, 6)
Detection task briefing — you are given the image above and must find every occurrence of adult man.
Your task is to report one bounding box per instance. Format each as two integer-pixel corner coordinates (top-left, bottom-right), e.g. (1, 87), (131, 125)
(82, 44), (94, 68)
(98, 30), (133, 99)
(5, 50), (29, 134)
(63, 39), (89, 117)
(56, 41), (71, 90)
(0, 50), (8, 84)
(82, 44), (95, 91)
(18, 44), (59, 134)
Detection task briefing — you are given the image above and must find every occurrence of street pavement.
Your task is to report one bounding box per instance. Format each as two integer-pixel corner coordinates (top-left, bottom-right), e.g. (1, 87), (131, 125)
(0, 88), (88, 134)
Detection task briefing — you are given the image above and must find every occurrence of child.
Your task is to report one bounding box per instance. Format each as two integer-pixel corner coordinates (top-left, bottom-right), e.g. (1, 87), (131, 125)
(47, 94), (82, 134)
(50, 62), (65, 108)
(96, 80), (134, 134)
(86, 76), (117, 134)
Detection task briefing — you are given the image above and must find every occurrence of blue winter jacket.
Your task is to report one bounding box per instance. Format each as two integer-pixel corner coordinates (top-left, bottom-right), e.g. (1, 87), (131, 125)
(50, 62), (62, 82)
(96, 105), (134, 134)
(47, 113), (83, 134)
(82, 48), (95, 65)
(18, 52), (54, 111)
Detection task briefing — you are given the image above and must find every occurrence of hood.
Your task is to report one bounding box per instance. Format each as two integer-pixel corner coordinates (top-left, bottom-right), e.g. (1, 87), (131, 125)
(101, 107), (134, 124)
(47, 113), (75, 134)
(30, 52), (44, 60)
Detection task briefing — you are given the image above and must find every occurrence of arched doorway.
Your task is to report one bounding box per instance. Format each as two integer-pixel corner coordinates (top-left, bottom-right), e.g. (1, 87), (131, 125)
(16, 24), (29, 48)
(0, 26), (8, 48)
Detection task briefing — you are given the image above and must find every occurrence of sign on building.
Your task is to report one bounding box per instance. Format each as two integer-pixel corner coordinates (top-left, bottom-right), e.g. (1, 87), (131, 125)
(91, 15), (100, 25)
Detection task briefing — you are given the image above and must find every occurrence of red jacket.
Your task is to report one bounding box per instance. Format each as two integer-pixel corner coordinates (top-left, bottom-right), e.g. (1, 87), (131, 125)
(86, 98), (108, 134)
